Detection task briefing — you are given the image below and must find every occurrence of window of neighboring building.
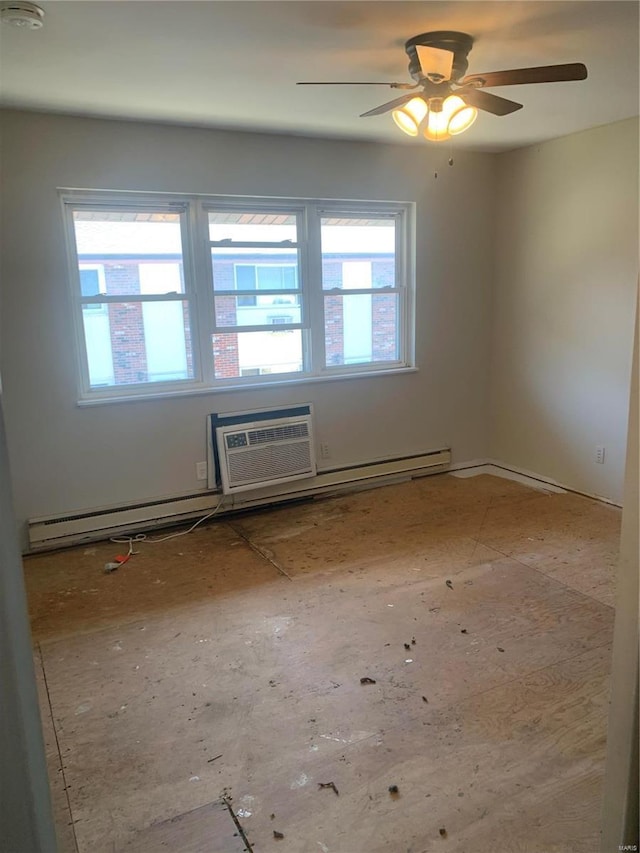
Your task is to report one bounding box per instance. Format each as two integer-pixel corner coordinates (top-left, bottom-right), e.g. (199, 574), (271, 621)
(233, 263), (298, 307)
(62, 193), (414, 401)
(79, 264), (106, 312)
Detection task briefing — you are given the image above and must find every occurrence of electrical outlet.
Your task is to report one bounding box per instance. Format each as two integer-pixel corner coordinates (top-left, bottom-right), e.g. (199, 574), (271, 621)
(320, 442), (331, 460)
(196, 461), (208, 480)
(595, 445), (605, 464)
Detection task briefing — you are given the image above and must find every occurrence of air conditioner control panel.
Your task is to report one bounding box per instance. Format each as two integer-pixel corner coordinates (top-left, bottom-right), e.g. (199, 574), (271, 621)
(226, 432), (248, 449)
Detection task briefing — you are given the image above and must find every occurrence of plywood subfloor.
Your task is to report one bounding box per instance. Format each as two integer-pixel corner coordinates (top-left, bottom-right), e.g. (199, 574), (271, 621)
(25, 474), (620, 853)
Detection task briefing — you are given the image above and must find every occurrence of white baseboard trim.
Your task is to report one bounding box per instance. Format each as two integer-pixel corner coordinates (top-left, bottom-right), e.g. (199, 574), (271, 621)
(27, 450), (621, 553)
(450, 459), (622, 507)
(27, 448), (450, 552)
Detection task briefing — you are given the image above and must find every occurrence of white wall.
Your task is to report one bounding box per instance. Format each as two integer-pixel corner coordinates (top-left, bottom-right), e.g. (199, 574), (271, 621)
(601, 288), (638, 849)
(0, 391), (56, 851)
(490, 118), (639, 503)
(0, 110), (496, 538)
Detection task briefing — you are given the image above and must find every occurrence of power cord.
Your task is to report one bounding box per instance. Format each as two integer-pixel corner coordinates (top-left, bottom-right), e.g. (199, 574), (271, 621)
(104, 496), (225, 572)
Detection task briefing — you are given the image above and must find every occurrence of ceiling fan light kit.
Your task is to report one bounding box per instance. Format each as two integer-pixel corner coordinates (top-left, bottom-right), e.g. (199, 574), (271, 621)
(298, 30), (587, 144)
(392, 93), (477, 141)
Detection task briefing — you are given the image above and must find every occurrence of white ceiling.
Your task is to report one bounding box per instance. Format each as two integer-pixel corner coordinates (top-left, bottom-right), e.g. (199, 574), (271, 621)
(0, 1), (638, 152)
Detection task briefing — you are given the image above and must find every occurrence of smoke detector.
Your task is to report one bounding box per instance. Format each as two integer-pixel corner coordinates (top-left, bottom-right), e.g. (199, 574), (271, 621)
(1, 2), (44, 29)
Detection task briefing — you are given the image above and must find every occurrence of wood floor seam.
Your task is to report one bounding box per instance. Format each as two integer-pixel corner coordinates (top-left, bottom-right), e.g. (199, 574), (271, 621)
(474, 539), (616, 610)
(38, 642), (80, 853)
(224, 519), (294, 581)
(222, 797), (254, 852)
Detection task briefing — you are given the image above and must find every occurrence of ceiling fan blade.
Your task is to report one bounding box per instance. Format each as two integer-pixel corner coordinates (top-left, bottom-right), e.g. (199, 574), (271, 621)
(360, 93), (419, 118)
(458, 87), (523, 116)
(415, 45), (454, 81)
(297, 81), (416, 89)
(462, 63), (587, 88)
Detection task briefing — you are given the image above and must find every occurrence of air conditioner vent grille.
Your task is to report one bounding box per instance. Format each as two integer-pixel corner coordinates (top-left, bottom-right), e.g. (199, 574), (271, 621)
(248, 423), (309, 446)
(228, 440), (312, 487)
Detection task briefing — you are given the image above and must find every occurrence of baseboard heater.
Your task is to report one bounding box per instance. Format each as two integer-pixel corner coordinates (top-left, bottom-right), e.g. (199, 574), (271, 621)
(27, 448), (450, 552)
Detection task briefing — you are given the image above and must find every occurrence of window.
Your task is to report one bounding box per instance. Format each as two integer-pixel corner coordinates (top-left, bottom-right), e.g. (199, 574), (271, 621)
(234, 264), (298, 306)
(320, 216), (401, 367)
(62, 193), (414, 400)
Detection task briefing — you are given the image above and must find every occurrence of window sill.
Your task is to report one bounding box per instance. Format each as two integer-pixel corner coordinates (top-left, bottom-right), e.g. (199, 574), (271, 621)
(76, 366), (419, 407)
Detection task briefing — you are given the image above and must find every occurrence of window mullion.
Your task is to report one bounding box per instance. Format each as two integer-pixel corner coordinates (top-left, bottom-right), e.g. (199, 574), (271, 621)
(305, 204), (325, 374)
(213, 323), (304, 333)
(210, 241), (300, 250)
(63, 200), (93, 397)
(78, 293), (190, 304)
(192, 201), (216, 385)
(322, 288), (400, 297)
(215, 289), (300, 297)
(397, 207), (411, 367)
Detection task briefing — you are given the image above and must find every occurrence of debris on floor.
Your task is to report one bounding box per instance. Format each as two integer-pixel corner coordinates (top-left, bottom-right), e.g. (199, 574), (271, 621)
(439, 827), (448, 837)
(388, 785), (399, 795)
(273, 830), (284, 839)
(422, 696), (428, 703)
(360, 677), (376, 685)
(318, 781), (339, 796)
(461, 629), (468, 634)
(207, 754), (223, 763)
(497, 647), (505, 652)
(411, 637), (416, 644)
(270, 814), (275, 820)
(404, 643), (411, 650)
(103, 540), (136, 574)
(445, 579), (453, 589)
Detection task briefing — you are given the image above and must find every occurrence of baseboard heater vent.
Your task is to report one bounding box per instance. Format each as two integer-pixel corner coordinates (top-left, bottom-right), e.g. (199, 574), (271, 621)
(27, 448), (450, 552)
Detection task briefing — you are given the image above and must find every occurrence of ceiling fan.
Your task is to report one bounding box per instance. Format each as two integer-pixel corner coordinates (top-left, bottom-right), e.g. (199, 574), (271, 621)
(297, 31), (587, 141)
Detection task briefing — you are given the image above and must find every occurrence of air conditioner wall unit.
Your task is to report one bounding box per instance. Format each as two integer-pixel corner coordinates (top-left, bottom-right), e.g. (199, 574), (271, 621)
(216, 413), (316, 494)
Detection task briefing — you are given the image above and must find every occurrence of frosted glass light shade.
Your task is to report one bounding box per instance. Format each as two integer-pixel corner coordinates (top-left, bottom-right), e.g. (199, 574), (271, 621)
(392, 97), (428, 137)
(447, 96), (478, 135)
(423, 102), (450, 141)
(422, 94), (478, 141)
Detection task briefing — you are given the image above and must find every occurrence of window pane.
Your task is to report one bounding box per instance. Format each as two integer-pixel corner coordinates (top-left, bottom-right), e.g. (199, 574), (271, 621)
(72, 211), (185, 295)
(81, 300), (193, 387)
(324, 293), (399, 367)
(320, 218), (396, 290)
(212, 250), (299, 292)
(208, 211), (297, 243)
(215, 295), (301, 328)
(257, 266), (295, 289)
(213, 330), (303, 379)
(235, 266), (256, 290)
(79, 268), (101, 297)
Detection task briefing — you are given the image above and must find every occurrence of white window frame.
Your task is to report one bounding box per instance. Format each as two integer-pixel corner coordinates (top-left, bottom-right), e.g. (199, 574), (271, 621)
(61, 191), (415, 403)
(315, 206), (409, 378)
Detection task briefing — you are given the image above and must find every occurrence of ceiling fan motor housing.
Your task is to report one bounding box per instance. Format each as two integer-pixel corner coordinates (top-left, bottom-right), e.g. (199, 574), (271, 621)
(405, 31), (474, 82)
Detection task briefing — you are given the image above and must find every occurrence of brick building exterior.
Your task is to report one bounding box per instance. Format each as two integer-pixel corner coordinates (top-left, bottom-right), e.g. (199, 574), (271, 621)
(80, 252), (397, 384)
